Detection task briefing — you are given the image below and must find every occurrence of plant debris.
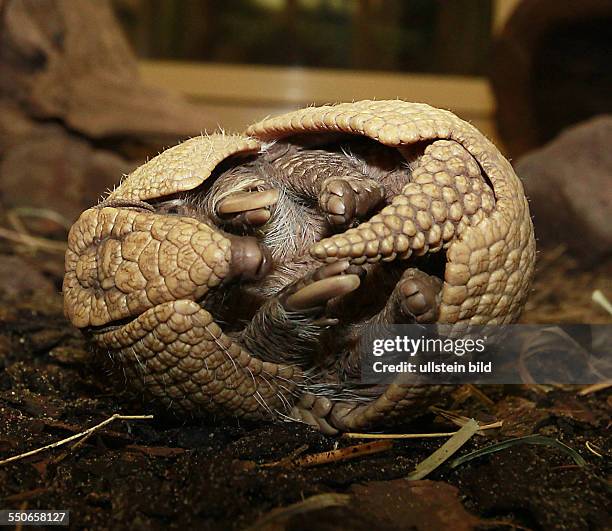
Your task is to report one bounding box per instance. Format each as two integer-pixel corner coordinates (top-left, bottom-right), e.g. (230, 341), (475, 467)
(0, 247), (610, 529)
(290, 440), (393, 468)
(0, 414), (154, 467)
(450, 434), (588, 469)
(406, 419), (479, 480)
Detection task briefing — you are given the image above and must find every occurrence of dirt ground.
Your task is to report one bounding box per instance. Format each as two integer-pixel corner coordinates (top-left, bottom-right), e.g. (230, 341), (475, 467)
(0, 241), (610, 531)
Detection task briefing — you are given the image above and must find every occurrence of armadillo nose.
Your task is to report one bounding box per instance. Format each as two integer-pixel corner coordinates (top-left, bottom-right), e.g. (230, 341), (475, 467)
(228, 235), (272, 281)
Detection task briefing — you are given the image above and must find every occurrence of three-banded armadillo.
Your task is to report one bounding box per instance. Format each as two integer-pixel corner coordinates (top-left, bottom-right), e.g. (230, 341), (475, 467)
(63, 100), (535, 434)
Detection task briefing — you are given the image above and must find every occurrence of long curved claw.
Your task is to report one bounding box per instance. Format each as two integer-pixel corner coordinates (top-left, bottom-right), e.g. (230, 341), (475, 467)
(290, 394), (338, 435)
(285, 275), (360, 311)
(371, 268), (443, 325)
(280, 260), (363, 312)
(217, 189), (280, 214)
(311, 139), (495, 264)
(327, 384), (444, 432)
(397, 269), (443, 324)
(216, 188), (279, 229)
(238, 261), (364, 367)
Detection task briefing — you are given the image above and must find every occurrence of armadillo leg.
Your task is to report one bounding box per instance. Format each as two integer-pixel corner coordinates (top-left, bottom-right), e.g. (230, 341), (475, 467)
(372, 268), (443, 325)
(237, 261), (363, 434)
(314, 268), (444, 432)
(207, 163), (281, 231)
(311, 139), (495, 264)
(327, 384), (445, 432)
(239, 261), (362, 365)
(93, 300), (302, 420)
(291, 364), (445, 434)
(267, 148), (385, 230)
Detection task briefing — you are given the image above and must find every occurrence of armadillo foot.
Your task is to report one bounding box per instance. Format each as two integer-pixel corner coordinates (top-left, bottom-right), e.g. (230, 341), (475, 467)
(290, 393), (338, 435)
(319, 176), (385, 230)
(216, 187), (280, 230)
(239, 261), (364, 364)
(282, 260), (363, 315)
(395, 268), (443, 324)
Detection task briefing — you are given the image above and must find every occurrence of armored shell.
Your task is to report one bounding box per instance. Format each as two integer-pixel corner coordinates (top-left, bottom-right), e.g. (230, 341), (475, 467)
(63, 100), (536, 432)
(101, 100), (535, 326)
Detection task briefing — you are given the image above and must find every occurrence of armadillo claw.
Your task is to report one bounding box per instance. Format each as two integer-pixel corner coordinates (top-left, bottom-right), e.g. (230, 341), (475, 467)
(64, 101), (537, 432)
(285, 276), (361, 311)
(319, 176), (385, 230)
(311, 139), (495, 264)
(281, 260), (363, 312)
(290, 394), (338, 435)
(291, 385), (444, 433)
(216, 188), (280, 228)
(396, 269), (443, 324)
(327, 384), (444, 432)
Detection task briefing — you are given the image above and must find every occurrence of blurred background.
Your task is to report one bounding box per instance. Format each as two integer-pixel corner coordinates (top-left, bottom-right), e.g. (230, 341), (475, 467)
(112, 0), (612, 154)
(0, 0), (610, 295)
(115, 0), (497, 140)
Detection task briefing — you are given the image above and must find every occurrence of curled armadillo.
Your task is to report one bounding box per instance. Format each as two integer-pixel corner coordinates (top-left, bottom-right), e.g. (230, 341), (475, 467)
(63, 100), (535, 434)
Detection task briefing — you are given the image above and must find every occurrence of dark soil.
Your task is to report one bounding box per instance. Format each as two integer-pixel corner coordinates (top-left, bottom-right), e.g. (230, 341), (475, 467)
(0, 246), (610, 531)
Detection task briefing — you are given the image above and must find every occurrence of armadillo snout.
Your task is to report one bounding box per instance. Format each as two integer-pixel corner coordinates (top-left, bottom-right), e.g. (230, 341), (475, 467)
(228, 235), (272, 281)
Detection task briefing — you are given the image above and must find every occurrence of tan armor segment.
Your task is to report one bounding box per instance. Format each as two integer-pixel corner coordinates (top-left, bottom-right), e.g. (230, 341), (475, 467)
(94, 300), (302, 419)
(64, 207), (232, 328)
(108, 133), (261, 202)
(63, 100), (536, 433)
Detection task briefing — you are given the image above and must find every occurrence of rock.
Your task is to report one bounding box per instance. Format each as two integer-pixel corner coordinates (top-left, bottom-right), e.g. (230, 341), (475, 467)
(490, 0), (612, 157)
(0, 0), (212, 140)
(0, 110), (134, 221)
(515, 116), (612, 263)
(0, 0), (216, 221)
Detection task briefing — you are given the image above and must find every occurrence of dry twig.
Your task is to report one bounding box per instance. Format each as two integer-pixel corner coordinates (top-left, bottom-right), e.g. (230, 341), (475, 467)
(592, 290), (612, 316)
(260, 444), (310, 468)
(289, 440), (393, 468)
(344, 420), (502, 440)
(7, 207), (72, 231)
(585, 441), (603, 458)
(0, 414), (153, 466)
(578, 382), (612, 395)
(0, 226), (67, 253)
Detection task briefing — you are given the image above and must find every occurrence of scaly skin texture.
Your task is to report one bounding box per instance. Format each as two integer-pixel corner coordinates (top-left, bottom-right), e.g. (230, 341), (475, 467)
(310, 140), (495, 263)
(95, 300), (302, 418)
(106, 133), (261, 203)
(247, 100), (536, 326)
(64, 207), (232, 328)
(63, 101), (536, 433)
